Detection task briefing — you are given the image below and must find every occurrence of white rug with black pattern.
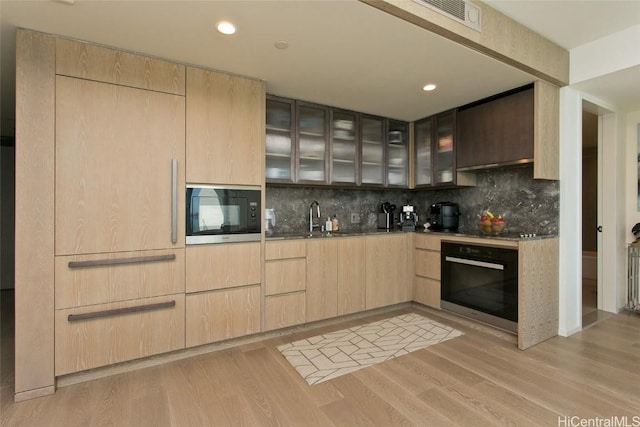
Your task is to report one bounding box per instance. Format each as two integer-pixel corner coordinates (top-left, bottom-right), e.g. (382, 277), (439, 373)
(277, 312), (464, 385)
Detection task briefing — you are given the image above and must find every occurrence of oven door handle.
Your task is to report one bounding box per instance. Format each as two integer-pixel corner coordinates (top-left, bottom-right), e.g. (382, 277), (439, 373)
(445, 256), (505, 271)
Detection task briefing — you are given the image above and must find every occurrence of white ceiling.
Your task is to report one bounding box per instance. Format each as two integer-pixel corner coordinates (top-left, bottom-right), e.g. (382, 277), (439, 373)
(1, 0), (639, 136)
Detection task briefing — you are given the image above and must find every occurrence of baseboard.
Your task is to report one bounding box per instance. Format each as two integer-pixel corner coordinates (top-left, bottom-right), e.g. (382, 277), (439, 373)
(14, 385), (55, 402)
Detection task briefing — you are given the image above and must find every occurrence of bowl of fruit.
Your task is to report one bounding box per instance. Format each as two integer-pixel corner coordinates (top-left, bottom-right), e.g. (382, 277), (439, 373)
(478, 211), (506, 234)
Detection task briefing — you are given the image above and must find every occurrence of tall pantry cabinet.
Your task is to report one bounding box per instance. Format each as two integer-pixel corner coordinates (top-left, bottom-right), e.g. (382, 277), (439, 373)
(53, 38), (187, 377)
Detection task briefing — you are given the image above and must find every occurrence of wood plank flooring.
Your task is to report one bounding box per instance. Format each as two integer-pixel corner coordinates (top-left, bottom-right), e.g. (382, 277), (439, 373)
(2, 289), (640, 426)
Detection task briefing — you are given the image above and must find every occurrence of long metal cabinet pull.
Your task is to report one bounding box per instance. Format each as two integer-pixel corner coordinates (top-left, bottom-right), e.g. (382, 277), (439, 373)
(68, 300), (176, 322)
(68, 254), (176, 269)
(171, 158), (178, 244)
(444, 256), (505, 271)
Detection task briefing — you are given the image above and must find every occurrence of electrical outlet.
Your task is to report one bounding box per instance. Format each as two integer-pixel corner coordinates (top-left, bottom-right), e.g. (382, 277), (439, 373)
(350, 213), (360, 224)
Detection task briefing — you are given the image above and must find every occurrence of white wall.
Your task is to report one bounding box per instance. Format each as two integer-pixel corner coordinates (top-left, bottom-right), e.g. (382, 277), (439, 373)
(571, 25), (640, 84)
(558, 87), (583, 336)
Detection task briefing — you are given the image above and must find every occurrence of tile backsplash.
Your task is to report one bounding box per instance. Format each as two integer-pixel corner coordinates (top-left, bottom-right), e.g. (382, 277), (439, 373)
(265, 165), (559, 235)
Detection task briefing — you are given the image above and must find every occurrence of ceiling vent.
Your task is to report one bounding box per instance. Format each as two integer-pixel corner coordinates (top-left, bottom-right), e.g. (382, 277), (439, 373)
(412, 0), (481, 32)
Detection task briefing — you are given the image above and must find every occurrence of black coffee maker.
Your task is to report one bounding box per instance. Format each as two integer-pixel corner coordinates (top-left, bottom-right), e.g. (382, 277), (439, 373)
(400, 202), (418, 231)
(428, 202), (460, 231)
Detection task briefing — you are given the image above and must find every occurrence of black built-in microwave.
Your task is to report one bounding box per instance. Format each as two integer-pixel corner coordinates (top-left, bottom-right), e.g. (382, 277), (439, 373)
(186, 184), (261, 244)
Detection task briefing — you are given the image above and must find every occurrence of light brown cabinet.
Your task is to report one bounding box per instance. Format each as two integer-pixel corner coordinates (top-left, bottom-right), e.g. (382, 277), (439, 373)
(365, 233), (414, 309)
(55, 249), (185, 309)
(186, 66), (264, 185)
(55, 75), (185, 256)
(264, 240), (307, 331)
(306, 239), (338, 322)
(337, 237), (366, 315)
(52, 39), (188, 378)
(55, 294), (185, 376)
(185, 242), (262, 347)
(414, 233), (442, 308)
(186, 285), (261, 347)
(186, 242), (261, 293)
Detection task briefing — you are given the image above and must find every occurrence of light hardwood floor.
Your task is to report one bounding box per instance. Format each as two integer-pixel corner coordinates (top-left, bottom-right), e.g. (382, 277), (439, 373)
(2, 289), (640, 426)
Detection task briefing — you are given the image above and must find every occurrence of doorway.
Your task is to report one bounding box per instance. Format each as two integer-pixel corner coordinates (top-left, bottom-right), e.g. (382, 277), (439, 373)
(581, 109), (599, 326)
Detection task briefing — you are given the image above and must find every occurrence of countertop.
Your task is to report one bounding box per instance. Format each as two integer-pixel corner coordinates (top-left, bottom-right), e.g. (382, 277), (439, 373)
(265, 227), (557, 242)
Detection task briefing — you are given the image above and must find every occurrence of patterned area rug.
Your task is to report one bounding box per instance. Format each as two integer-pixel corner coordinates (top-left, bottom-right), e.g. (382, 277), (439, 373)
(277, 313), (464, 385)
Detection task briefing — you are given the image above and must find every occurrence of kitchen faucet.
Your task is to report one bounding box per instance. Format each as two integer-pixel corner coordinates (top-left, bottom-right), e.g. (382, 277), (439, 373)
(309, 200), (321, 233)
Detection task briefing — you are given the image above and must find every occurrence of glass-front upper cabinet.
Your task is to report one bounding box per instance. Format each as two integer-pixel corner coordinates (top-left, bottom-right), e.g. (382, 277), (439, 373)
(297, 102), (328, 183)
(434, 110), (455, 185)
(414, 116), (433, 186)
(265, 96), (294, 182)
(360, 115), (384, 186)
(387, 120), (408, 187)
(414, 109), (456, 187)
(330, 109), (358, 184)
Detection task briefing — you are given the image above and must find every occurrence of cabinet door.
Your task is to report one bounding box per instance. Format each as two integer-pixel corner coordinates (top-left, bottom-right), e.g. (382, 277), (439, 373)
(186, 242), (261, 293)
(414, 117), (433, 186)
(337, 237), (366, 315)
(265, 258), (306, 295)
(305, 239), (337, 322)
(297, 102), (328, 183)
(55, 249), (185, 309)
(365, 234), (412, 309)
(361, 115), (384, 186)
(55, 76), (185, 255)
(264, 292), (305, 331)
(186, 67), (264, 185)
(266, 96), (295, 182)
(387, 120), (408, 187)
(433, 111), (455, 185)
(456, 86), (534, 170)
(186, 285), (261, 347)
(330, 109), (358, 184)
(55, 294), (185, 375)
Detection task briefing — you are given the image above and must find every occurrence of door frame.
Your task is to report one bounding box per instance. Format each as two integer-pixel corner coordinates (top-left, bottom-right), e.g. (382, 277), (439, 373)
(559, 88), (620, 337)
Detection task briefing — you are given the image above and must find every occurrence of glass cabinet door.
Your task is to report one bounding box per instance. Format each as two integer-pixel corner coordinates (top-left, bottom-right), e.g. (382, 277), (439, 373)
(434, 110), (455, 185)
(414, 117), (432, 186)
(265, 97), (294, 182)
(387, 120), (408, 187)
(297, 103), (328, 183)
(330, 109), (357, 184)
(360, 115), (384, 186)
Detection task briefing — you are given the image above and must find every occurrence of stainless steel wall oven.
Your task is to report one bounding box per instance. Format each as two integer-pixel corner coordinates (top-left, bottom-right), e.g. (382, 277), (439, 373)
(441, 241), (518, 333)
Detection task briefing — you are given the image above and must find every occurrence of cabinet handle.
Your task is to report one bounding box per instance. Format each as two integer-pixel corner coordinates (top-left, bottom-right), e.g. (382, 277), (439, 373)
(68, 254), (176, 269)
(67, 300), (176, 322)
(171, 158), (178, 244)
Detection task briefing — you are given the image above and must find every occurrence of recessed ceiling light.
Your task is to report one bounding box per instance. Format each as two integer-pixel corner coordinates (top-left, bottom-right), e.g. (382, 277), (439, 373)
(217, 21), (236, 35)
(423, 84), (437, 91)
(274, 40), (289, 50)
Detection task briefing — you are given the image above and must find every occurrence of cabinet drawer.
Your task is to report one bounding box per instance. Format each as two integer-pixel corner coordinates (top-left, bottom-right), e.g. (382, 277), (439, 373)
(414, 276), (441, 309)
(415, 249), (441, 281)
(266, 240), (306, 260)
(265, 258), (306, 295)
(56, 38), (185, 95)
(415, 234), (441, 251)
(55, 294), (185, 375)
(186, 286), (261, 347)
(55, 249), (185, 309)
(186, 243), (261, 293)
(264, 292), (305, 331)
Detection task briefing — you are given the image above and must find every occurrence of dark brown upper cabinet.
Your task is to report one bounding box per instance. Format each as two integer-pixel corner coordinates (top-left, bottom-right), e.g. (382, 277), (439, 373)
(456, 84), (534, 171)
